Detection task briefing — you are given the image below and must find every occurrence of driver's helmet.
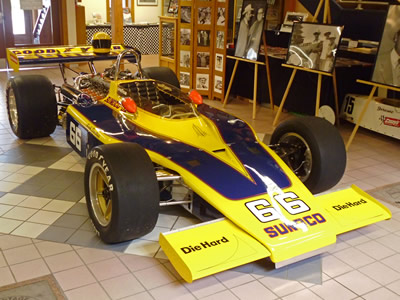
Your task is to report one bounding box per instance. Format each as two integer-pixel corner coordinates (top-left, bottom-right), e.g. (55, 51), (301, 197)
(92, 32), (111, 54)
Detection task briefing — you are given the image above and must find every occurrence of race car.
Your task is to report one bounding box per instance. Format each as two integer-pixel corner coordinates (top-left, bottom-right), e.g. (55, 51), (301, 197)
(5, 44), (391, 283)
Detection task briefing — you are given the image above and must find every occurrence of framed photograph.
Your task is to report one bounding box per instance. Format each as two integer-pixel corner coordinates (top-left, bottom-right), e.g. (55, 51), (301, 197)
(180, 72), (190, 89)
(180, 28), (191, 46)
(216, 31), (224, 49)
(198, 7), (212, 25)
(197, 30), (211, 47)
(215, 53), (224, 72)
(181, 6), (191, 23)
(168, 0), (178, 14)
(196, 52), (210, 69)
(196, 73), (209, 90)
(371, 4), (400, 88)
(234, 0), (268, 60)
(214, 75), (223, 93)
(280, 11), (308, 33)
(180, 50), (191, 68)
(284, 11), (308, 26)
(286, 22), (343, 73)
(137, 0), (158, 6)
(217, 7), (226, 26)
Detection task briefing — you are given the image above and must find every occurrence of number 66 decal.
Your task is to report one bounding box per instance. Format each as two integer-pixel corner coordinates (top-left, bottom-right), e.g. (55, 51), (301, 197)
(69, 122), (82, 151)
(246, 192), (310, 223)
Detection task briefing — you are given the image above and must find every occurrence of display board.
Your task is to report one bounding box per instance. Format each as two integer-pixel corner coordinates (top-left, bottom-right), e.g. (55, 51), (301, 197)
(177, 0), (228, 100)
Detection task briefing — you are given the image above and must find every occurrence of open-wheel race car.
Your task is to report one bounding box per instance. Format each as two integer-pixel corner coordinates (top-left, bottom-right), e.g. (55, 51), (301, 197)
(5, 44), (391, 282)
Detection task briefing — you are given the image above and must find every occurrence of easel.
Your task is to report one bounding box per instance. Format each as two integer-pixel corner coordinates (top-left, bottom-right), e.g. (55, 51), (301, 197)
(346, 80), (400, 150)
(272, 0), (340, 127)
(223, 31), (274, 119)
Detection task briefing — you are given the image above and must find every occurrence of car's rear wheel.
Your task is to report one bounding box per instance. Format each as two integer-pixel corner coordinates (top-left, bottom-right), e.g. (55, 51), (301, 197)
(6, 75), (57, 139)
(270, 116), (346, 194)
(85, 143), (159, 243)
(142, 66), (180, 89)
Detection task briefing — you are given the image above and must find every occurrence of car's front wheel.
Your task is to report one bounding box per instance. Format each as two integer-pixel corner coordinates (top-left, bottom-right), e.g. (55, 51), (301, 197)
(270, 116), (346, 194)
(85, 143), (159, 243)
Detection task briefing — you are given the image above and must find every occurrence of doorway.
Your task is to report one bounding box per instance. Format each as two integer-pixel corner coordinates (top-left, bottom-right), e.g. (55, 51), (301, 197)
(0, 0), (65, 59)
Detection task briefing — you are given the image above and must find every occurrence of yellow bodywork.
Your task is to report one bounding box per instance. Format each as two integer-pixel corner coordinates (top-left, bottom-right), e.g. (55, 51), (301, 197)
(64, 79), (391, 283)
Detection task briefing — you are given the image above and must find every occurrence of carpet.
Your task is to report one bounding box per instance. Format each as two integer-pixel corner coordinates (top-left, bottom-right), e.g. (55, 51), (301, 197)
(0, 275), (65, 300)
(368, 182), (400, 209)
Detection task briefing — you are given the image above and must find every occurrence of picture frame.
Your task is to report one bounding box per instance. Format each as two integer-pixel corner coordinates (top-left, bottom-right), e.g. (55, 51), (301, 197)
(284, 11), (308, 26)
(180, 72), (190, 89)
(216, 31), (224, 49)
(217, 7), (226, 26)
(168, 0), (178, 14)
(371, 4), (400, 88)
(214, 75), (223, 93)
(280, 11), (308, 33)
(196, 73), (209, 90)
(234, 0), (268, 60)
(181, 6), (191, 24)
(137, 0), (158, 6)
(180, 28), (191, 46)
(180, 50), (191, 68)
(215, 53), (224, 72)
(198, 7), (212, 25)
(285, 22), (344, 73)
(196, 52), (210, 69)
(197, 30), (211, 47)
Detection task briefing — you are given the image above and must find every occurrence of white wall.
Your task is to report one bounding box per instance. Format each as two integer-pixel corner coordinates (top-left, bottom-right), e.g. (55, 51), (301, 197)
(78, 0), (161, 24)
(134, 3), (162, 24)
(81, 0), (107, 24)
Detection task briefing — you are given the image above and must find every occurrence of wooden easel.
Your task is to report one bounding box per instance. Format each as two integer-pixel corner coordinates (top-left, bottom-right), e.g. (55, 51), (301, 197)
(346, 80), (400, 150)
(223, 31), (274, 119)
(272, 0), (340, 126)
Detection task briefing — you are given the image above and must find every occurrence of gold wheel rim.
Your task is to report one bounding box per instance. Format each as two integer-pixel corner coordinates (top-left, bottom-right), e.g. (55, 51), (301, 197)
(7, 86), (19, 133)
(89, 163), (112, 227)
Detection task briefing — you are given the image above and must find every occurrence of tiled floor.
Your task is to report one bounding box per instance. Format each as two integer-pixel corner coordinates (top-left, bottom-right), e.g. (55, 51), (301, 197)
(0, 56), (400, 299)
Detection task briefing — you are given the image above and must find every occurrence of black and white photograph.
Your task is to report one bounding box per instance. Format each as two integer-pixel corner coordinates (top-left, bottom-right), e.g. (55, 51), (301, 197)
(180, 28), (191, 45)
(196, 52), (210, 69)
(215, 53), (224, 72)
(216, 31), (225, 49)
(197, 30), (211, 47)
(372, 5), (400, 88)
(217, 7), (226, 26)
(198, 7), (212, 25)
(214, 75), (223, 93)
(168, 0), (178, 14)
(234, 0), (268, 61)
(286, 22), (343, 73)
(181, 6), (191, 23)
(180, 50), (191, 68)
(180, 72), (190, 89)
(196, 73), (209, 90)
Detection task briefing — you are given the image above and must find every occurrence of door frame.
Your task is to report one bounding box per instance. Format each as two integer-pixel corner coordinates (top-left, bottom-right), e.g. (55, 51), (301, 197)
(0, 0), (68, 59)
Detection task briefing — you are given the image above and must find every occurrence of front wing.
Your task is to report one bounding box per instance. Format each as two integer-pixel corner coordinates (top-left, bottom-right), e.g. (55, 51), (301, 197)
(160, 185), (391, 282)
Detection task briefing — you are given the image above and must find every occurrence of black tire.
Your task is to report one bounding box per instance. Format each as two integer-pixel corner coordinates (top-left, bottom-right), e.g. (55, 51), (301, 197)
(6, 75), (57, 139)
(85, 143), (159, 243)
(142, 66), (180, 89)
(270, 116), (346, 194)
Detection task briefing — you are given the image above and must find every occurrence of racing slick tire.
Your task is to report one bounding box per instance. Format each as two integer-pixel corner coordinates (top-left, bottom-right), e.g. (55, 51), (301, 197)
(6, 75), (57, 139)
(270, 116), (346, 194)
(85, 143), (159, 243)
(142, 66), (180, 89)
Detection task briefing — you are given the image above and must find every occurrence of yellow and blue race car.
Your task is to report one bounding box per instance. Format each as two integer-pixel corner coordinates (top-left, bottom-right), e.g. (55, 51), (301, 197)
(5, 45), (391, 283)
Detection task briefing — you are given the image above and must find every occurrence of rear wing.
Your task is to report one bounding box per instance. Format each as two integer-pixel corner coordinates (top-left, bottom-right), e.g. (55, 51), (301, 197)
(6, 44), (132, 72)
